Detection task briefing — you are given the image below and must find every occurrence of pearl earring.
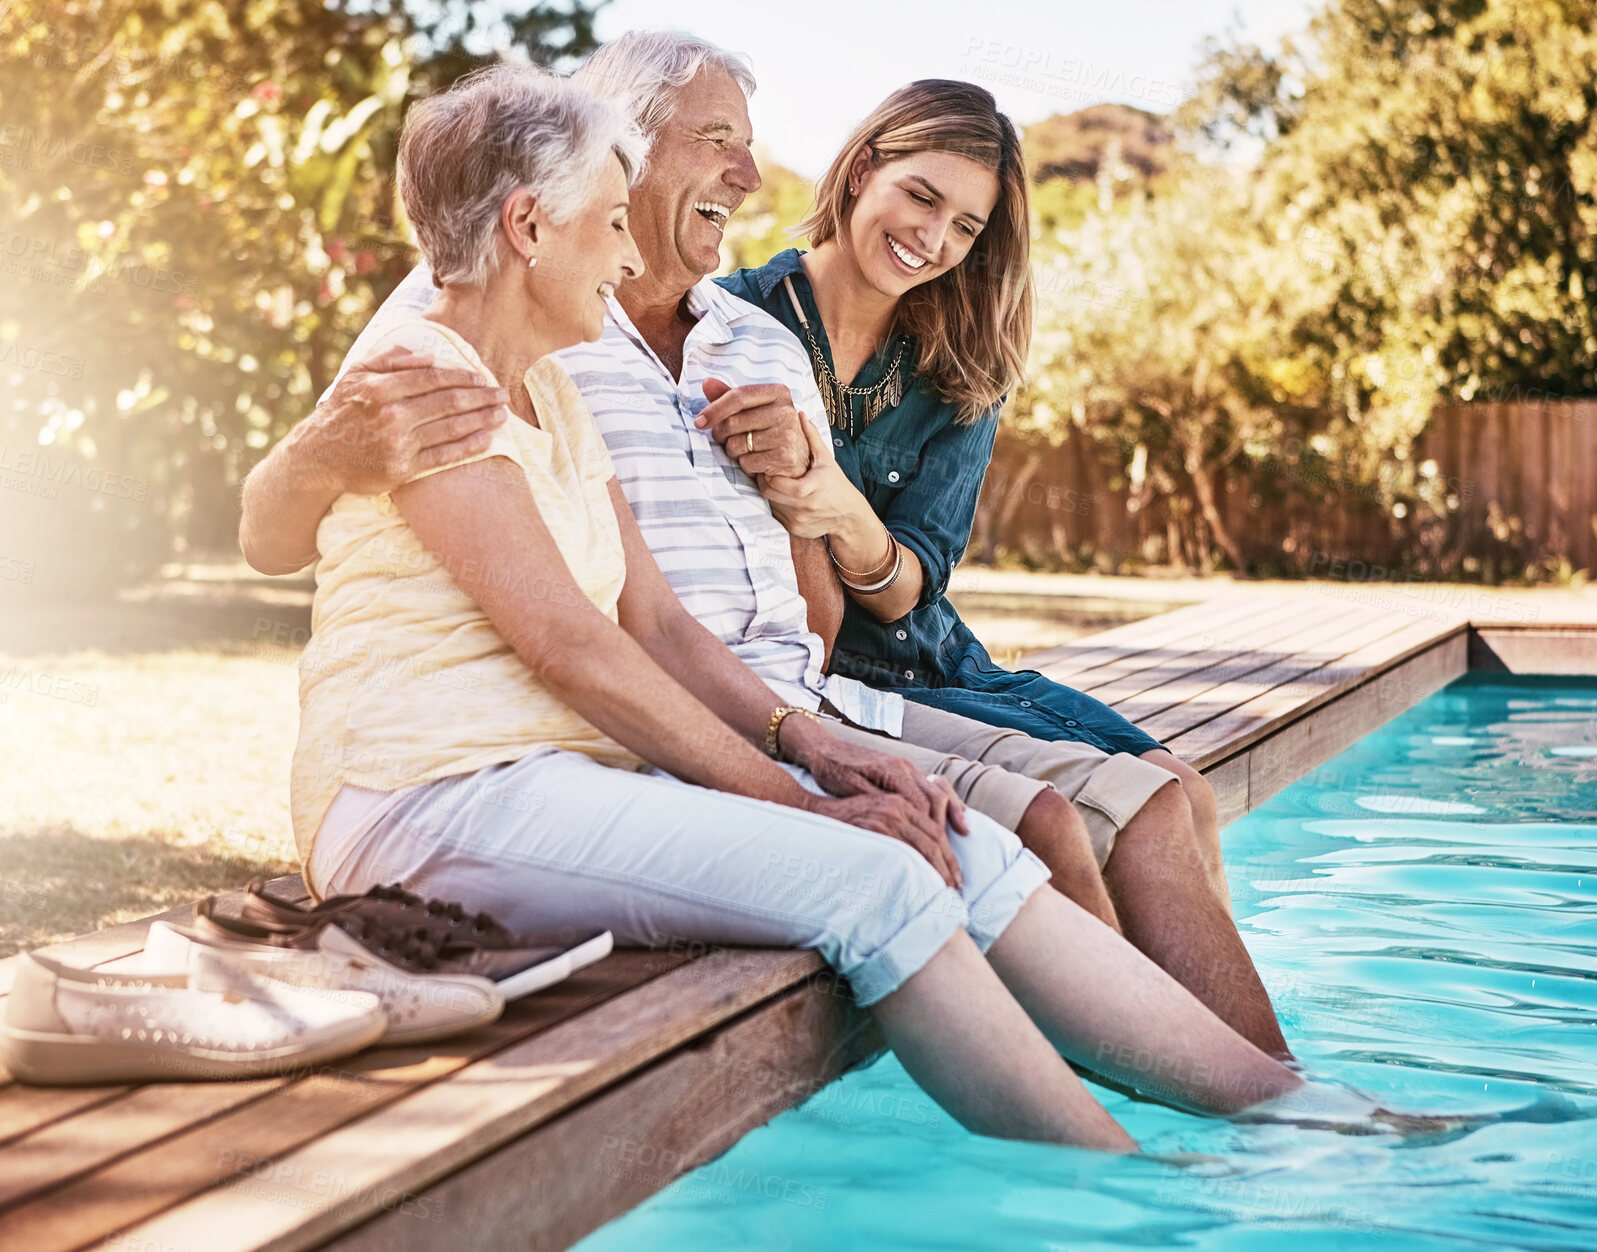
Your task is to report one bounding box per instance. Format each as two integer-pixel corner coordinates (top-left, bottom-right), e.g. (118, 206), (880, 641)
(527, 255), (538, 269)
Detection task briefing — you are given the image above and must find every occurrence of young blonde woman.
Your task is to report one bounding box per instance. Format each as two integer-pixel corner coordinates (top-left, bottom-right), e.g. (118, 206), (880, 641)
(715, 78), (1234, 920)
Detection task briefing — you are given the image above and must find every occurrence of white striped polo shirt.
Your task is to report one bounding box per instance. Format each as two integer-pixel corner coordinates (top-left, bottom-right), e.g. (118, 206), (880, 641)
(334, 264), (902, 736)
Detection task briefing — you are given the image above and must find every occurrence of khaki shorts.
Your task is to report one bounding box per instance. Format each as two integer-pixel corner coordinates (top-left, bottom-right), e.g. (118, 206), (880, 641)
(822, 699), (1180, 868)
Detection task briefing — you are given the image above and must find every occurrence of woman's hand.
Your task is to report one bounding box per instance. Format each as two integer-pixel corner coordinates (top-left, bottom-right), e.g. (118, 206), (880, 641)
(759, 418), (876, 539)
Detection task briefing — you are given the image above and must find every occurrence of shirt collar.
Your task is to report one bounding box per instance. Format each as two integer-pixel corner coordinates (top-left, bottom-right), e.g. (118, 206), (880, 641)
(752, 248), (806, 300)
(600, 276), (767, 377)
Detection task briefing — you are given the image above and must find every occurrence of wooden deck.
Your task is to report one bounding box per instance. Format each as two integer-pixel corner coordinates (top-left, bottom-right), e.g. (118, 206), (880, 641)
(4, 591), (1595, 1251)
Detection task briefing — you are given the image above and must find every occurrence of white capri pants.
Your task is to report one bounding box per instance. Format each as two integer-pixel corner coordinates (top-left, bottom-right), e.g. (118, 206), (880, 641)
(310, 748), (1051, 1007)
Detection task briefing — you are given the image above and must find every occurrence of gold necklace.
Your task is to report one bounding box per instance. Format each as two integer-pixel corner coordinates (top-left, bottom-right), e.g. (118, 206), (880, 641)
(781, 275), (904, 440)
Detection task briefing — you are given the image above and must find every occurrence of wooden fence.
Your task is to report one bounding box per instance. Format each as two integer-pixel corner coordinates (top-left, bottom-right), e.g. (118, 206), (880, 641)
(970, 401), (1597, 578)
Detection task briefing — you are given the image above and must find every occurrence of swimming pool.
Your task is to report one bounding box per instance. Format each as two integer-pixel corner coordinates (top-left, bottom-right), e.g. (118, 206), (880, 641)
(574, 674), (1597, 1251)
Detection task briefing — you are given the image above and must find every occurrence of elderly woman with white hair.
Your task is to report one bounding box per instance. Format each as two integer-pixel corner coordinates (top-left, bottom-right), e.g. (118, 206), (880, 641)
(289, 61), (1302, 1152)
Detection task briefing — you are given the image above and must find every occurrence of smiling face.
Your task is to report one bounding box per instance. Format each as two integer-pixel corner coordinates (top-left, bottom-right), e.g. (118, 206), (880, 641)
(843, 148), (999, 299)
(625, 66), (760, 293)
(526, 153), (644, 348)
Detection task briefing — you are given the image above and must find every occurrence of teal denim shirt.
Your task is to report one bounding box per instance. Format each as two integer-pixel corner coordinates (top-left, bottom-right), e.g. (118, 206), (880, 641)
(716, 248), (999, 689)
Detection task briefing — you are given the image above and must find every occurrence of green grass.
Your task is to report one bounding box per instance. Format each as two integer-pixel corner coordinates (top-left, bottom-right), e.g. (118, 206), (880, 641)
(0, 582), (307, 956)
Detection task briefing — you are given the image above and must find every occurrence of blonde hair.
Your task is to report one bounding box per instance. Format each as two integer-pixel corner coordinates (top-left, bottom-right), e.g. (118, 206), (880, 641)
(801, 80), (1033, 422)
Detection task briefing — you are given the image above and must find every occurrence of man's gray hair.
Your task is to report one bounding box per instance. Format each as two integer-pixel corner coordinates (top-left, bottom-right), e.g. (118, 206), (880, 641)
(573, 30), (756, 140)
(397, 62), (648, 289)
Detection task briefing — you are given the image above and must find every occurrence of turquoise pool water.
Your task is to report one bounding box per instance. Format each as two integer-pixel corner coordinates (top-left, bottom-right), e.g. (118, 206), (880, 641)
(576, 675), (1597, 1250)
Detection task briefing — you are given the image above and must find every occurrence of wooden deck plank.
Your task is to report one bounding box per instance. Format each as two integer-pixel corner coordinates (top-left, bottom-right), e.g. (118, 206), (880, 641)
(1240, 632), (1469, 812)
(1059, 596), (1310, 696)
(1023, 596), (1267, 681)
(1127, 602), (1426, 743)
(1081, 594), (1352, 703)
(0, 1087), (131, 1150)
(329, 979), (882, 1252)
(1062, 596), (1314, 694)
(1469, 625), (1597, 674)
(0, 950), (691, 1252)
(1164, 617), (1468, 769)
(111, 949), (827, 1252)
(0, 1078), (284, 1212)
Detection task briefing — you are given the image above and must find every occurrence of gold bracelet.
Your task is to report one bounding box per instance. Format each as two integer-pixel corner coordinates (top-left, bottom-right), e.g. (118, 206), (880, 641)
(824, 528), (896, 582)
(765, 705), (821, 760)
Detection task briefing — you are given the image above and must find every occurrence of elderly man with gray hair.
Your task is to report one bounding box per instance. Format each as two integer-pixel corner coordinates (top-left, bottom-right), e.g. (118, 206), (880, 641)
(241, 33), (1291, 1062)
(248, 51), (1305, 1150)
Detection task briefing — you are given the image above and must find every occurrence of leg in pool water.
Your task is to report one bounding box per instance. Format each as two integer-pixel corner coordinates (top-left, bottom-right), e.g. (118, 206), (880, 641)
(984, 886), (1303, 1115)
(868, 928), (1137, 1152)
(1100, 781), (1292, 1059)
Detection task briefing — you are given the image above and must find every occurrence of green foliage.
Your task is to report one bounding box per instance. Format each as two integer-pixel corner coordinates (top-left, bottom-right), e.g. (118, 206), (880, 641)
(0, 0), (600, 580)
(1017, 0), (1597, 573)
(718, 152), (814, 273)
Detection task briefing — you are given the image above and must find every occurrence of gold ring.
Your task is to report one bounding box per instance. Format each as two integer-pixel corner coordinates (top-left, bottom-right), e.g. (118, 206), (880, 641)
(745, 431), (755, 454)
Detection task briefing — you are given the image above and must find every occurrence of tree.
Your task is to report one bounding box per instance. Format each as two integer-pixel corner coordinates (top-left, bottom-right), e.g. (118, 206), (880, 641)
(1000, 0), (1597, 575)
(0, 0), (602, 588)
(1189, 0), (1597, 459)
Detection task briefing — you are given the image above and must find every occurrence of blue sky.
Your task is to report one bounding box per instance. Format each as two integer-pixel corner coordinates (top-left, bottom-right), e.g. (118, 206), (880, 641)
(592, 0), (1319, 175)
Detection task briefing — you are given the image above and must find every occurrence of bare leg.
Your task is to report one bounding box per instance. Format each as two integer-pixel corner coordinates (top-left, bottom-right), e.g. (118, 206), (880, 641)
(986, 886), (1302, 1113)
(1102, 780), (1290, 1057)
(1014, 789), (1121, 932)
(1141, 748), (1231, 909)
(871, 929), (1136, 1151)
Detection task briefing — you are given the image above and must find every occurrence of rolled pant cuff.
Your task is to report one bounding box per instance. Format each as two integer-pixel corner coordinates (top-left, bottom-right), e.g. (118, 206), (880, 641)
(840, 887), (969, 1008)
(1072, 752), (1182, 868)
(961, 847), (1052, 952)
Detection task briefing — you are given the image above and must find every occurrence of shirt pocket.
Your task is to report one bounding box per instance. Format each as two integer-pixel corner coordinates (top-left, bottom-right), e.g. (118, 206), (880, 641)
(852, 437), (920, 498)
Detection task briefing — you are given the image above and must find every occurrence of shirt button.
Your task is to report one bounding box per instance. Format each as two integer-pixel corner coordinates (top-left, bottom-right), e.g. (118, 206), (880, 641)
(1065, 719), (1079, 727)
(895, 629), (908, 641)
(1020, 699), (1032, 707)
(833, 436), (843, 447)
(904, 669), (914, 680)
(887, 470), (900, 483)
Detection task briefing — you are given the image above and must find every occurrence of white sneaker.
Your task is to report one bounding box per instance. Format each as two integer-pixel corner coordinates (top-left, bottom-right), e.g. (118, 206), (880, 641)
(1, 948), (387, 1086)
(141, 918), (505, 1046)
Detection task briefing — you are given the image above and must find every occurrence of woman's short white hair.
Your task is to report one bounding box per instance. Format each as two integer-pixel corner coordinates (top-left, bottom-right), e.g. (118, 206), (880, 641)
(573, 30), (756, 140)
(397, 62), (648, 289)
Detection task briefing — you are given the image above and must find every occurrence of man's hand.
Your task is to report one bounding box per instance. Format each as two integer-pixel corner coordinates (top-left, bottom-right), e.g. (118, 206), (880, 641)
(695, 378), (811, 479)
(301, 346), (510, 495)
(803, 792), (964, 890)
(781, 715), (967, 889)
(761, 418), (861, 539)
